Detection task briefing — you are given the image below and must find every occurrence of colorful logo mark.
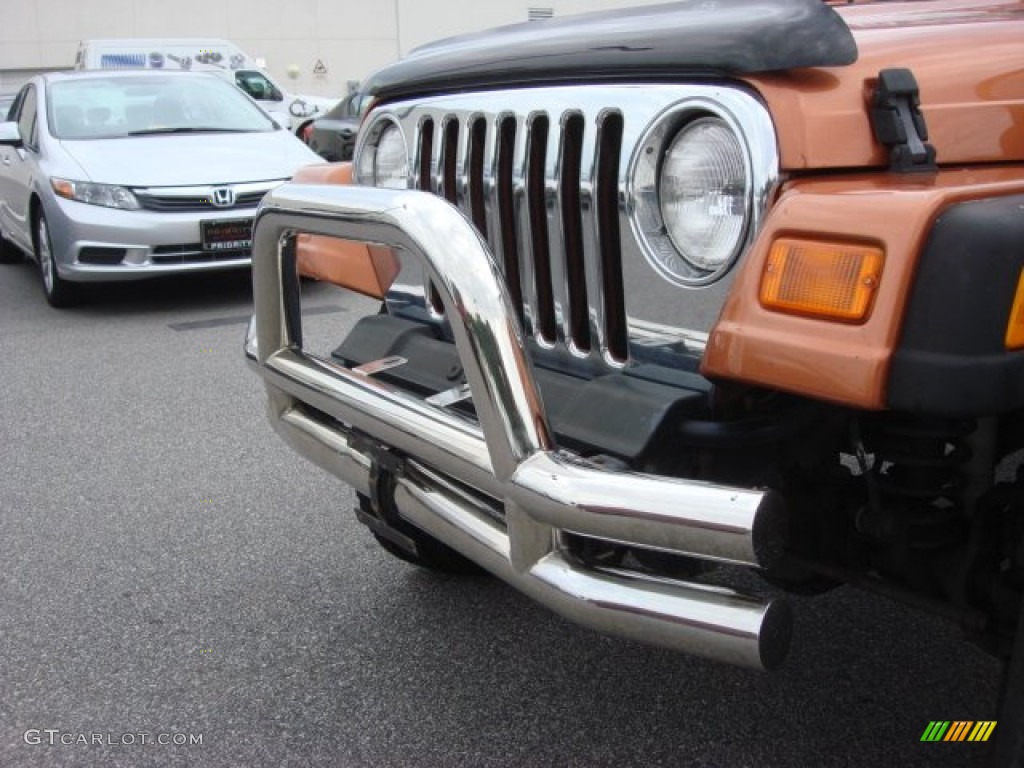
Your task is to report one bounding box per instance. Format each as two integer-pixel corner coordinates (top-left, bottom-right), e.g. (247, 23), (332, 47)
(921, 721), (997, 742)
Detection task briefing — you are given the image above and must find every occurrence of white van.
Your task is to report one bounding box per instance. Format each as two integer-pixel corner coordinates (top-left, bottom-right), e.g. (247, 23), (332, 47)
(74, 38), (337, 133)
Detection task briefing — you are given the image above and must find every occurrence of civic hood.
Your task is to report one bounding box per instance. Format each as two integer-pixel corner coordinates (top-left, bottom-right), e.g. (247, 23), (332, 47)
(58, 130), (322, 187)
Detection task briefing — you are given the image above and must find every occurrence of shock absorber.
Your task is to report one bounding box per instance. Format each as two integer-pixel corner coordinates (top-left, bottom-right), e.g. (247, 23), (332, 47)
(856, 414), (974, 561)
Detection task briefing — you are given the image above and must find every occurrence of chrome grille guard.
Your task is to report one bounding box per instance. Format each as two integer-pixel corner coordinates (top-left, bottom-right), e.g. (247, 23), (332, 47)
(246, 183), (792, 670)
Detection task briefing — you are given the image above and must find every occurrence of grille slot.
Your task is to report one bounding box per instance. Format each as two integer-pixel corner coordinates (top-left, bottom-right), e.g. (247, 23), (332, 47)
(417, 118), (434, 193)
(495, 116), (523, 325)
(559, 112), (589, 353)
(440, 118), (460, 205)
(526, 114), (556, 344)
(428, 118), (461, 314)
(468, 117), (488, 235)
(416, 118), (444, 314)
(595, 112), (627, 362)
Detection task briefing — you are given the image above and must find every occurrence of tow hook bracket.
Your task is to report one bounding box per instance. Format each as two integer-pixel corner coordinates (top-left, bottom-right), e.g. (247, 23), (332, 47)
(869, 68), (937, 173)
(351, 435), (420, 556)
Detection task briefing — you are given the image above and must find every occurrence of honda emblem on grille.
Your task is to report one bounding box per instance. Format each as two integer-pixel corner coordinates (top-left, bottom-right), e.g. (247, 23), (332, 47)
(211, 187), (236, 208)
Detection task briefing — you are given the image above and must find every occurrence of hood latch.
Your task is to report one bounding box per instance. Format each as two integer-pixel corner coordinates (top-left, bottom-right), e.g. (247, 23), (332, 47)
(869, 68), (937, 173)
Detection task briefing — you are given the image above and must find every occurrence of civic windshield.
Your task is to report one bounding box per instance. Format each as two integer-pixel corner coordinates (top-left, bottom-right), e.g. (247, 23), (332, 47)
(47, 73), (277, 140)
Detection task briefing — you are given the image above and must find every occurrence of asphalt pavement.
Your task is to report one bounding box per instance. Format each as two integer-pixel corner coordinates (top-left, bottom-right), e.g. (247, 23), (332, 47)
(0, 259), (1004, 767)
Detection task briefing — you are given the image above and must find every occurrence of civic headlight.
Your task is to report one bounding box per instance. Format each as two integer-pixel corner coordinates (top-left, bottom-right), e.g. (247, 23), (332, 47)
(354, 118), (410, 190)
(51, 178), (140, 210)
(629, 110), (753, 287)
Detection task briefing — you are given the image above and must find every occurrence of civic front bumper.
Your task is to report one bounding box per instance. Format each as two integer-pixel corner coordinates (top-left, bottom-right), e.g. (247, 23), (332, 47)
(45, 195), (253, 281)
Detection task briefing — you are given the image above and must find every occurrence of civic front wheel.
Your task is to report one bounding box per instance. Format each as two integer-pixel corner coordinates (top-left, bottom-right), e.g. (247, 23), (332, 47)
(35, 212), (77, 308)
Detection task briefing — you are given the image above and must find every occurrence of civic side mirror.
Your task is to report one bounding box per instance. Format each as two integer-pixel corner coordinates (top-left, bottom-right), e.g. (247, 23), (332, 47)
(0, 121), (22, 148)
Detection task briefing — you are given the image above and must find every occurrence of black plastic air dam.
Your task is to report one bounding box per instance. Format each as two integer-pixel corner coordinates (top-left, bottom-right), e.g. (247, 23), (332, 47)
(333, 314), (711, 463)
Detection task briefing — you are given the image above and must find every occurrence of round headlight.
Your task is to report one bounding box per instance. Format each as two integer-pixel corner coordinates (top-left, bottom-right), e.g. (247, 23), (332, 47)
(356, 119), (410, 189)
(659, 118), (748, 273)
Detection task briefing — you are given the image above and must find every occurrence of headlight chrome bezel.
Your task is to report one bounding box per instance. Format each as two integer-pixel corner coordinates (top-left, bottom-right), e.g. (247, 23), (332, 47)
(627, 97), (766, 289)
(353, 115), (411, 190)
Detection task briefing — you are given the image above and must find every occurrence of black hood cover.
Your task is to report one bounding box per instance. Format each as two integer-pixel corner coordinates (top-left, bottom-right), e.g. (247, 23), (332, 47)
(364, 0), (857, 101)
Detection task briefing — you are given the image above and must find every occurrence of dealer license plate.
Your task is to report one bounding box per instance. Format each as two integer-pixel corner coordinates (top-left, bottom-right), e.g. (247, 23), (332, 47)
(201, 219), (253, 251)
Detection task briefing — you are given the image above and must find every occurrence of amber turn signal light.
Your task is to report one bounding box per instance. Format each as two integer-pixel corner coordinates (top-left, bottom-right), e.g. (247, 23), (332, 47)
(50, 178), (75, 199)
(759, 238), (884, 323)
(1006, 268), (1024, 350)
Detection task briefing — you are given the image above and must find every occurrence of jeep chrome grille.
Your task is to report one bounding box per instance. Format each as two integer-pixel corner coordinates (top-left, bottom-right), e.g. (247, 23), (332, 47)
(355, 86), (780, 366)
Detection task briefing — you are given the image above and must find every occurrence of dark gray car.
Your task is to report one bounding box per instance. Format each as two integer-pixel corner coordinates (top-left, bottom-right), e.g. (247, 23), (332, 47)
(304, 91), (365, 162)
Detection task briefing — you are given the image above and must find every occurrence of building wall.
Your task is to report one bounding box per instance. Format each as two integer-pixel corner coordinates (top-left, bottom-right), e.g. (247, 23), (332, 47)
(0, 0), (655, 97)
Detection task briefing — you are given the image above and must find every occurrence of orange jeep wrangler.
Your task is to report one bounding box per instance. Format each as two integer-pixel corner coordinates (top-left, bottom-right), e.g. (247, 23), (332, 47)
(246, 0), (1024, 760)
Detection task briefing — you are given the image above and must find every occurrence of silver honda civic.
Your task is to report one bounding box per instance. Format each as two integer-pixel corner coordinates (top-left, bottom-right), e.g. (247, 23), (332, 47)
(0, 69), (323, 306)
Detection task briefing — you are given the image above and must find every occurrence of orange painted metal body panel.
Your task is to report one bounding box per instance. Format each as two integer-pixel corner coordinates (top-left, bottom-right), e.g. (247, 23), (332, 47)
(292, 163), (354, 186)
(702, 168), (1024, 409)
(291, 163), (400, 299)
(742, 0), (1024, 169)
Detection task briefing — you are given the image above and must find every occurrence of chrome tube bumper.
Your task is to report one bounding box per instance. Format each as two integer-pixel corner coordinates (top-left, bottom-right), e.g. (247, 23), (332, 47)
(247, 184), (791, 670)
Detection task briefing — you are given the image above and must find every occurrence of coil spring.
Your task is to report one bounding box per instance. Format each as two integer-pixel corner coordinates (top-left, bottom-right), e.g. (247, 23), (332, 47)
(864, 415), (974, 550)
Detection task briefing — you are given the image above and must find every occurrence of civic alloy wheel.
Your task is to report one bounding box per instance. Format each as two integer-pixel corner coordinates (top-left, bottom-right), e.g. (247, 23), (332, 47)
(35, 212), (77, 308)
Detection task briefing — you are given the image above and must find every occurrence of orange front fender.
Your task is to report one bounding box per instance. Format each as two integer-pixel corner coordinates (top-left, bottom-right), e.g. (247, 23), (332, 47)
(290, 163), (399, 299)
(702, 167), (1024, 409)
